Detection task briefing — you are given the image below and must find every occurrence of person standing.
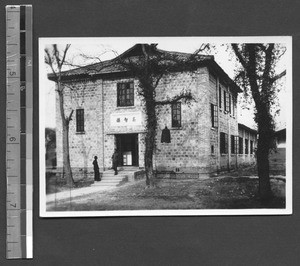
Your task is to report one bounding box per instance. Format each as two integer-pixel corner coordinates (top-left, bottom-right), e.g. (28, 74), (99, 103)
(93, 156), (100, 181)
(112, 149), (119, 175)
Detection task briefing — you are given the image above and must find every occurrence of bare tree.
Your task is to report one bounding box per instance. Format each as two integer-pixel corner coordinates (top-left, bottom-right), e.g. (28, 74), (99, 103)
(231, 43), (286, 200)
(45, 44), (74, 186)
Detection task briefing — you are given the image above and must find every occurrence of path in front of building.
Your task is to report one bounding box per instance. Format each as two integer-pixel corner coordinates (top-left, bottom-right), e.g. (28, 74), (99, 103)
(46, 184), (118, 204)
(46, 167), (143, 203)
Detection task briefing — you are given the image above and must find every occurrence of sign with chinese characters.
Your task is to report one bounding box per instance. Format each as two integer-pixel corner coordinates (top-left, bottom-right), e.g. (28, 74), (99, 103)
(110, 111), (143, 127)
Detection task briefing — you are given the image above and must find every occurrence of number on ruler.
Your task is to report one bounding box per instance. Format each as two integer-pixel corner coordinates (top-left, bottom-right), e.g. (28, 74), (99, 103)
(9, 71), (16, 76)
(9, 137), (16, 142)
(10, 203), (16, 208)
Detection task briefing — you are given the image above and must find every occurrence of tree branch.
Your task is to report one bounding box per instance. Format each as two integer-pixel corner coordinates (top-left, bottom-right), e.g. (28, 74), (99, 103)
(231, 44), (248, 70)
(45, 48), (58, 80)
(61, 44), (71, 67)
(247, 44), (261, 102)
(277, 46), (287, 61)
(192, 43), (210, 56)
(53, 44), (61, 69)
(155, 92), (194, 106)
(271, 70), (286, 82)
(153, 72), (165, 89)
(66, 109), (74, 124)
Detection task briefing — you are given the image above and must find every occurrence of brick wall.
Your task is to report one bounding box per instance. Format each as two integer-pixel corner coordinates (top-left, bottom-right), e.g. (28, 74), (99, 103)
(55, 66), (255, 179)
(155, 69), (212, 174)
(102, 78), (146, 169)
(208, 71), (239, 173)
(56, 80), (104, 173)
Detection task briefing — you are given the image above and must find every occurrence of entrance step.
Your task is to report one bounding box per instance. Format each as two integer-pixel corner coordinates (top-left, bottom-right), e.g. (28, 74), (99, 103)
(91, 168), (145, 188)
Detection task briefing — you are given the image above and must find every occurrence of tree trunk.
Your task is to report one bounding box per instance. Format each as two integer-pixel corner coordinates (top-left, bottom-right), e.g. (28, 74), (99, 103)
(58, 84), (74, 187)
(144, 99), (157, 187)
(256, 108), (273, 200)
(144, 127), (155, 187)
(256, 135), (272, 200)
(62, 121), (74, 186)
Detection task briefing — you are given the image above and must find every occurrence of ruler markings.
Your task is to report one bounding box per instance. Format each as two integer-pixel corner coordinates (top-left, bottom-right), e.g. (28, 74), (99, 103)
(25, 5), (33, 259)
(6, 5), (33, 259)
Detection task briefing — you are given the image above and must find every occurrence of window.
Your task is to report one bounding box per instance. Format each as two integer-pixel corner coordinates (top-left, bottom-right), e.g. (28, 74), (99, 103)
(76, 109), (84, 132)
(117, 82), (134, 107)
(250, 140), (254, 154)
(219, 85), (222, 108)
(172, 102), (181, 127)
(211, 145), (214, 155)
(224, 91), (230, 113)
(239, 137), (243, 154)
(232, 96), (236, 117)
(229, 94), (232, 114)
(210, 103), (218, 128)
(220, 132), (228, 154)
(223, 91), (227, 111)
(231, 135), (236, 154)
(245, 139), (249, 154)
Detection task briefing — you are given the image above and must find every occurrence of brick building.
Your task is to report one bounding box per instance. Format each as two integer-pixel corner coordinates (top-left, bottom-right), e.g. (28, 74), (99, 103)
(269, 128), (286, 174)
(237, 123), (257, 167)
(48, 44), (257, 178)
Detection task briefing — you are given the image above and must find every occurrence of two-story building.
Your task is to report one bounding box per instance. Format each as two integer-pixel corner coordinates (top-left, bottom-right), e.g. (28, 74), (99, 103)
(48, 44), (256, 179)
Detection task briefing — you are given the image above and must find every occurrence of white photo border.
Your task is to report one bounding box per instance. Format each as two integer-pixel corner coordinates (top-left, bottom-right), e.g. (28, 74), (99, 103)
(39, 36), (293, 217)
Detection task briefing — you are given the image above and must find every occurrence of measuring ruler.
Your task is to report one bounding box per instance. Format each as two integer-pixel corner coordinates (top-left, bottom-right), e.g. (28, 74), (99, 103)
(6, 5), (33, 259)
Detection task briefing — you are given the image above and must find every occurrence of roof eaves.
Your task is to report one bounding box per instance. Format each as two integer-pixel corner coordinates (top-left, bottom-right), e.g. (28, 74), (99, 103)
(238, 123), (258, 134)
(208, 60), (242, 93)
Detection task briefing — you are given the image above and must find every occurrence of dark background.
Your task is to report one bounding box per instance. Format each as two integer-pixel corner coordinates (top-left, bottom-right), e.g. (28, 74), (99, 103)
(0, 0), (299, 265)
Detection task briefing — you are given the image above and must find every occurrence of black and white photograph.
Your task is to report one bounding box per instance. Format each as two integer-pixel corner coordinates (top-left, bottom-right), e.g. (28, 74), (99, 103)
(39, 37), (292, 217)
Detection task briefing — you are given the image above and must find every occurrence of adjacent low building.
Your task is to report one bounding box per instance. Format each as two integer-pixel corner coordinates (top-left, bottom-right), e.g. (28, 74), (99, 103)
(48, 44), (258, 179)
(237, 123), (257, 167)
(269, 128), (286, 175)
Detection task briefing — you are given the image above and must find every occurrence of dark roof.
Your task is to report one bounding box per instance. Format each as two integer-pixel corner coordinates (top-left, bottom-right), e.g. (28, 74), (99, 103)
(48, 44), (242, 93)
(275, 128), (286, 139)
(238, 123), (258, 134)
(276, 128), (286, 134)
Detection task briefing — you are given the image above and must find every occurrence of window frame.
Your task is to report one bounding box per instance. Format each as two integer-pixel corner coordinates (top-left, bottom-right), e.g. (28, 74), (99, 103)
(117, 82), (134, 107)
(219, 85), (222, 109)
(76, 108), (85, 133)
(232, 96), (236, 117)
(239, 137), (243, 154)
(211, 145), (215, 155)
(223, 90), (227, 112)
(220, 132), (228, 154)
(229, 94), (232, 114)
(224, 90), (230, 113)
(231, 135), (236, 154)
(210, 103), (218, 128)
(171, 102), (181, 128)
(245, 139), (249, 154)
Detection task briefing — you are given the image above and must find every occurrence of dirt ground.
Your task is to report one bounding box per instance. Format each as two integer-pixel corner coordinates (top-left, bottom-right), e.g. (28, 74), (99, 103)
(47, 175), (286, 211)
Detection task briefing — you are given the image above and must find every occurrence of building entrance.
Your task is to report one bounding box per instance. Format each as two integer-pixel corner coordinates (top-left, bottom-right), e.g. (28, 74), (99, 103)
(115, 134), (139, 166)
